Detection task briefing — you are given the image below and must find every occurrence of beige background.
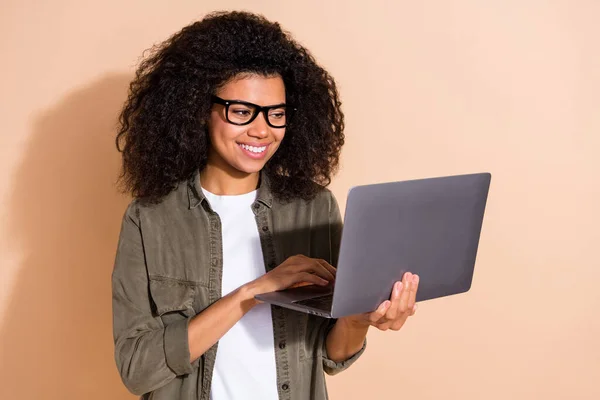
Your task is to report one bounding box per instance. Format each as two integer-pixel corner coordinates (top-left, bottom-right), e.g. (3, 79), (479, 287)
(1, 1), (598, 399)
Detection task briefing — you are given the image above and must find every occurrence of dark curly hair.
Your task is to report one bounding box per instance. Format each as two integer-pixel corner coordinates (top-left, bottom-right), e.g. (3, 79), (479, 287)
(116, 11), (345, 204)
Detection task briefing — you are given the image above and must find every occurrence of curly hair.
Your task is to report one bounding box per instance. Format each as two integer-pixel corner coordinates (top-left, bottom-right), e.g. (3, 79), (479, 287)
(116, 11), (345, 204)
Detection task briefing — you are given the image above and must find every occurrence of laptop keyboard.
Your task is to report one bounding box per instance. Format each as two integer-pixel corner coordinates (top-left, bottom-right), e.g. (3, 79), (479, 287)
(294, 294), (333, 311)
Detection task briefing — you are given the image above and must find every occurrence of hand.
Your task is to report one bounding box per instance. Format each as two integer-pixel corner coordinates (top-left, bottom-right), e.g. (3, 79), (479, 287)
(246, 255), (336, 301)
(342, 271), (419, 331)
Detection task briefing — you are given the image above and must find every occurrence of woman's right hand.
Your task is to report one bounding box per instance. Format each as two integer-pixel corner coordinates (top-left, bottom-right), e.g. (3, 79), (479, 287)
(246, 255), (336, 299)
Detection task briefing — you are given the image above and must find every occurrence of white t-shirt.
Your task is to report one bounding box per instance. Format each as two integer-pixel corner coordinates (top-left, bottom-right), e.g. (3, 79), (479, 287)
(203, 188), (279, 400)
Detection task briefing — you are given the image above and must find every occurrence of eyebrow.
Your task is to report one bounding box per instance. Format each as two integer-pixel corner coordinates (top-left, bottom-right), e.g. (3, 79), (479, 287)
(214, 96), (286, 108)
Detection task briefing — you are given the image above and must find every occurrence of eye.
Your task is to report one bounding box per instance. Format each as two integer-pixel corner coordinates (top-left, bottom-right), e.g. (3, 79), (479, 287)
(231, 108), (252, 117)
(269, 109), (286, 119)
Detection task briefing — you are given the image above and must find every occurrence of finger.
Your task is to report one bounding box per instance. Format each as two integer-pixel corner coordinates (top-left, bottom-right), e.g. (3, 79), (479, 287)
(384, 281), (402, 320)
(314, 258), (337, 278)
(297, 259), (335, 282)
(309, 259), (335, 282)
(392, 303), (418, 330)
(410, 303), (418, 316)
(398, 272), (412, 314)
(288, 259), (326, 279)
(390, 313), (410, 331)
(375, 321), (391, 331)
(288, 281), (314, 289)
(296, 272), (329, 286)
(407, 274), (419, 311)
(369, 300), (391, 324)
(312, 259), (336, 281)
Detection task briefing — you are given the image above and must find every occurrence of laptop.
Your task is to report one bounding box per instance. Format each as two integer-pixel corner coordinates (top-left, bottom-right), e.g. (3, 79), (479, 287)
(254, 172), (492, 318)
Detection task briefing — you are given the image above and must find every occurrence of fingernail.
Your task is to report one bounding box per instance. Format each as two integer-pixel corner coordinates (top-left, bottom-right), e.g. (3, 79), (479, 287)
(396, 282), (402, 294)
(413, 275), (419, 284)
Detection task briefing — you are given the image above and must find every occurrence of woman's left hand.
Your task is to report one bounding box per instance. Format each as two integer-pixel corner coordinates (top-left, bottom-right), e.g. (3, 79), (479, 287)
(342, 271), (419, 331)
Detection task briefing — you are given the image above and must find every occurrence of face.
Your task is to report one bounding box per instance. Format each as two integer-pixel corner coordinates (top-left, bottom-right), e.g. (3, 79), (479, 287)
(206, 74), (286, 176)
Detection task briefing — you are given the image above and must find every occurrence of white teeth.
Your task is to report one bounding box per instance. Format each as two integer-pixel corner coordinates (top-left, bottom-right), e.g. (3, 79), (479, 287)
(239, 144), (267, 153)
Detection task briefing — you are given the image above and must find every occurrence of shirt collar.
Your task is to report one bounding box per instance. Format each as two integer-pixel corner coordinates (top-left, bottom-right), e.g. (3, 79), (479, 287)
(187, 169), (274, 209)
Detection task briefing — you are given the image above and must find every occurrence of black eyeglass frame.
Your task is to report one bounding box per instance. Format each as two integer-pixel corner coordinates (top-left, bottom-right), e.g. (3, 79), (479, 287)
(211, 95), (290, 128)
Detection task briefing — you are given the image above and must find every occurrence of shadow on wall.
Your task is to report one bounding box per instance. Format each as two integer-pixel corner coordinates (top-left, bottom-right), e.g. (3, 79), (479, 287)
(0, 74), (136, 400)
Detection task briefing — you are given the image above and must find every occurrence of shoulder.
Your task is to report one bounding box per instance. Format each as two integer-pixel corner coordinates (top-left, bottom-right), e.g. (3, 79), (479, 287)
(122, 181), (190, 226)
(311, 184), (338, 212)
(272, 181), (339, 220)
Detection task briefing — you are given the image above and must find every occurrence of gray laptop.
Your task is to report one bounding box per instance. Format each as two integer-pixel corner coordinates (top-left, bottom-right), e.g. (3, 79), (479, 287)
(254, 172), (491, 318)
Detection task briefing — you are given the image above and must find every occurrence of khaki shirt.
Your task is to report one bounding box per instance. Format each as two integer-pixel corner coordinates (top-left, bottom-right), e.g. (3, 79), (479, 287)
(112, 171), (366, 399)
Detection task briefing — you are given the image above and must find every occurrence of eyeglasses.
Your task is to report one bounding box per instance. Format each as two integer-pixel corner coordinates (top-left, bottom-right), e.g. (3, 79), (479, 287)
(212, 95), (288, 128)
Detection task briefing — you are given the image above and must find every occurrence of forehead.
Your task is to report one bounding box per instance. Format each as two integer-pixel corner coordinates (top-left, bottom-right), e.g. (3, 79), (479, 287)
(216, 74), (286, 105)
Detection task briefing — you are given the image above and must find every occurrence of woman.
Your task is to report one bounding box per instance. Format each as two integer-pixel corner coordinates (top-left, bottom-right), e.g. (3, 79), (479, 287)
(112, 10), (419, 400)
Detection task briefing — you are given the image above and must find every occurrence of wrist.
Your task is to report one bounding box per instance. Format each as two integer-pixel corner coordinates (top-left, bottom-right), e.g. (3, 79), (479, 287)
(236, 282), (261, 310)
(338, 315), (371, 332)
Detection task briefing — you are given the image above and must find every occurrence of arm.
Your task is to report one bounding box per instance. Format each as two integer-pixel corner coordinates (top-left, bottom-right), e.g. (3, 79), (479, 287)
(112, 206), (257, 395)
(113, 205), (336, 395)
(325, 276), (420, 367)
(325, 317), (369, 362)
(112, 207), (179, 395)
(186, 286), (257, 361)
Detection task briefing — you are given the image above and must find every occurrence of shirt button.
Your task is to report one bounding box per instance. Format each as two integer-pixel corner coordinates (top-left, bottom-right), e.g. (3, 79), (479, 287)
(253, 203), (260, 210)
(262, 226), (269, 232)
(278, 341), (286, 349)
(281, 383), (289, 391)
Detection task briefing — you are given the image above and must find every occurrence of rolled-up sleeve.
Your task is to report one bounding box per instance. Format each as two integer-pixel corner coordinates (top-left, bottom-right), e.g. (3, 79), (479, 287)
(163, 317), (194, 375)
(321, 319), (367, 375)
(112, 204), (193, 395)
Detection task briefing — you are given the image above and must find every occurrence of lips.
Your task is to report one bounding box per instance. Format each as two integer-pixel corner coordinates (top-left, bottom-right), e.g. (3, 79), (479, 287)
(238, 143), (268, 153)
(237, 142), (270, 159)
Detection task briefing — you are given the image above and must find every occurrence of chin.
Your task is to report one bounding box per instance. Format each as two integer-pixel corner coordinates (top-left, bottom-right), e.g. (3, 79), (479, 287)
(233, 159), (268, 175)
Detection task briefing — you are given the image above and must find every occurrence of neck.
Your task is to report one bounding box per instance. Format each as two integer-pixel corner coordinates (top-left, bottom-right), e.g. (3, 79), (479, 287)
(199, 162), (260, 196)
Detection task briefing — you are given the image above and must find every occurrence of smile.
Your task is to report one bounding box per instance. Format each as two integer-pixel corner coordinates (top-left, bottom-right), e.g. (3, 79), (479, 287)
(238, 143), (268, 154)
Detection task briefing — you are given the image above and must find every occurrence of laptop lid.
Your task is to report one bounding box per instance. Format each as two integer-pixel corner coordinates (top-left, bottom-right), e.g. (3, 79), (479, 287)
(330, 172), (491, 318)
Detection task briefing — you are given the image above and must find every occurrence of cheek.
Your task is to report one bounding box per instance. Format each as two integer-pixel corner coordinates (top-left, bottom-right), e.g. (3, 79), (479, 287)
(274, 130), (286, 145)
(208, 121), (243, 147)
(269, 131), (285, 154)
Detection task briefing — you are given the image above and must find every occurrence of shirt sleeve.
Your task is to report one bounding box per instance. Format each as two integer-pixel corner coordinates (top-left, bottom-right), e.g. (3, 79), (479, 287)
(112, 203), (194, 395)
(321, 318), (367, 375)
(320, 190), (367, 375)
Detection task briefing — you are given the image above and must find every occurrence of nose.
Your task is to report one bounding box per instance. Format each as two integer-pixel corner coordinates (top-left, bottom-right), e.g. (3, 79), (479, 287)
(247, 111), (269, 138)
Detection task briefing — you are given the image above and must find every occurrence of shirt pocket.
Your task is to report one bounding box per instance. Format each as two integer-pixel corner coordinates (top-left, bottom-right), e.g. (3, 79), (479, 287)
(148, 276), (206, 370)
(149, 276), (197, 322)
